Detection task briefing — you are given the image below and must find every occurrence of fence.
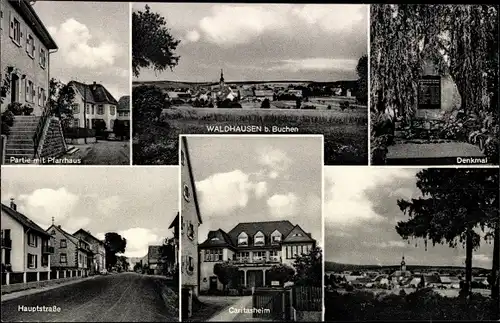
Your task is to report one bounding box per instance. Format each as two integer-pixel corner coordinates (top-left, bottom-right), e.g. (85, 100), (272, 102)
(1, 269), (90, 293)
(293, 286), (322, 311)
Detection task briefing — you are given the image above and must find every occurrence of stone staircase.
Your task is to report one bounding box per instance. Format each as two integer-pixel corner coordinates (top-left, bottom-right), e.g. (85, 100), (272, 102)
(4, 116), (39, 163)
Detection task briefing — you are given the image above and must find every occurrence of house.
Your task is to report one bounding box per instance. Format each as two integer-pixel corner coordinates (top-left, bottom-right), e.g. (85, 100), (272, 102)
(72, 229), (106, 274)
(253, 90), (274, 102)
(168, 212), (179, 269)
(180, 136), (203, 319)
(146, 245), (162, 275)
(1, 200), (54, 276)
(1, 0), (67, 162)
(117, 96), (130, 121)
(46, 223), (93, 276)
(67, 81), (118, 132)
(198, 220), (316, 291)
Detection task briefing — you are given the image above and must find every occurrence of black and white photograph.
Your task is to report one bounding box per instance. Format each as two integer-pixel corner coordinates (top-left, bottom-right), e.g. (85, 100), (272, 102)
(370, 4), (499, 166)
(0, 167), (179, 322)
(180, 135), (323, 322)
(132, 3), (368, 166)
(323, 167), (499, 321)
(1, 0), (131, 165)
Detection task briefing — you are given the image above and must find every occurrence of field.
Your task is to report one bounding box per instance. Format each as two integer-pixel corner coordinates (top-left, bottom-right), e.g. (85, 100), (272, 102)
(162, 105), (367, 165)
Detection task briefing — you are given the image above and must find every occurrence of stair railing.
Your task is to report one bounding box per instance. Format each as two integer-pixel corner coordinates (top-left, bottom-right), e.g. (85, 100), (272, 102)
(32, 105), (52, 158)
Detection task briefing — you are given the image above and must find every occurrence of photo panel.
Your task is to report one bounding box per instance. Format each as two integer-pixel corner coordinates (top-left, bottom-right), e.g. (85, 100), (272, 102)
(1, 1), (131, 166)
(0, 166), (179, 322)
(180, 135), (324, 322)
(323, 166), (499, 321)
(370, 4), (499, 166)
(132, 3), (369, 166)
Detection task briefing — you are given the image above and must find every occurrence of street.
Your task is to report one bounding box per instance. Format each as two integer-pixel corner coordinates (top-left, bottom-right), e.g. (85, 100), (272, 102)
(1, 273), (178, 322)
(67, 140), (130, 165)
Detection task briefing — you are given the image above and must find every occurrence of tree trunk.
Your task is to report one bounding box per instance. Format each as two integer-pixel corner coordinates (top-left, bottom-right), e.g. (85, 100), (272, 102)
(491, 222), (499, 319)
(464, 231), (473, 296)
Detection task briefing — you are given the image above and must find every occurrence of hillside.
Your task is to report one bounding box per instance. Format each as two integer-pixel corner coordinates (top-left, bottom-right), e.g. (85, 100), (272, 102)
(325, 261), (490, 273)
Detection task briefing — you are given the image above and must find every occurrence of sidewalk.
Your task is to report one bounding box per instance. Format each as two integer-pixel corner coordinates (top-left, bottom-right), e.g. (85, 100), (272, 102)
(1, 275), (98, 302)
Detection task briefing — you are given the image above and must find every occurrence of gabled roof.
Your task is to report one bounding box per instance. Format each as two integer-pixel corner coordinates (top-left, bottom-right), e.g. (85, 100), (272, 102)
(1, 204), (51, 237)
(47, 224), (88, 247)
(199, 229), (234, 249)
(282, 224), (315, 243)
(117, 96), (130, 112)
(182, 137), (202, 224)
(68, 81), (118, 105)
(228, 220), (295, 246)
(168, 212), (179, 229)
(73, 229), (104, 245)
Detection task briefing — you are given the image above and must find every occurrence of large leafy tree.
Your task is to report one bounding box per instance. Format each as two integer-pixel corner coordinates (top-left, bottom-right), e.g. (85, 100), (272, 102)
(355, 55), (368, 105)
(213, 262), (239, 291)
(48, 78), (75, 130)
(293, 246), (323, 287)
(132, 5), (181, 78)
(395, 169), (499, 298)
(104, 232), (127, 271)
(267, 264), (295, 285)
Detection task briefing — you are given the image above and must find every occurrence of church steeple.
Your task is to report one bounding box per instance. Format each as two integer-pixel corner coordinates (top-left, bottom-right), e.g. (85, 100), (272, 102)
(220, 69), (224, 87)
(401, 254), (406, 271)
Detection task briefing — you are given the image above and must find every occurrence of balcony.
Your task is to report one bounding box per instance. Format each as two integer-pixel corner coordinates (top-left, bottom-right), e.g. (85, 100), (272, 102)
(42, 245), (54, 254)
(1, 238), (12, 249)
(230, 257), (281, 267)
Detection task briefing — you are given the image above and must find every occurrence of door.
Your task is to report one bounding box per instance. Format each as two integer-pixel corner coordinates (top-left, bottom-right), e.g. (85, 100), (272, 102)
(210, 276), (218, 291)
(11, 75), (19, 103)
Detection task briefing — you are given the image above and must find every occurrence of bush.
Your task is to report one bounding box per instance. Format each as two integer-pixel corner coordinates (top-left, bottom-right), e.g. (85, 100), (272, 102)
(7, 102), (23, 115)
(260, 98), (271, 109)
(340, 101), (350, 111)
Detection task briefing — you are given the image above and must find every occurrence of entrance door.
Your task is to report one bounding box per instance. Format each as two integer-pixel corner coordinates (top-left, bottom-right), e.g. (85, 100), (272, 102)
(209, 276), (218, 291)
(10, 74), (19, 103)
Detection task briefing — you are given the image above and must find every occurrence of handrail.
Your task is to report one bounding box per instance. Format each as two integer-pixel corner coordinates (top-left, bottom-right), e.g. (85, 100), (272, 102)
(32, 105), (52, 158)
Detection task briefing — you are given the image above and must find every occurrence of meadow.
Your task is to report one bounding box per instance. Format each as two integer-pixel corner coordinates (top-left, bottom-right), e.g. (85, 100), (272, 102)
(163, 106), (368, 165)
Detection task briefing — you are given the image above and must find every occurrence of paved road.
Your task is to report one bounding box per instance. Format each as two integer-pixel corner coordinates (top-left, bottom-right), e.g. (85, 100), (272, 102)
(77, 140), (130, 165)
(1, 273), (178, 322)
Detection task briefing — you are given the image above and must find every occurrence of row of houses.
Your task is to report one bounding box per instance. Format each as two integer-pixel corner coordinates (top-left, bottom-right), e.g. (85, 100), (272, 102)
(1, 199), (106, 285)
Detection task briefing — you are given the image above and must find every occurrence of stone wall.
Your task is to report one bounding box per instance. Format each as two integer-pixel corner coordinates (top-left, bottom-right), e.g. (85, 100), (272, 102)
(40, 119), (67, 158)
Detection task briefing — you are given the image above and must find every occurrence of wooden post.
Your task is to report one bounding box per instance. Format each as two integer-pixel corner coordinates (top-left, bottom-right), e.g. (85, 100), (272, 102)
(23, 272), (27, 283)
(6, 273), (10, 285)
(36, 272), (40, 282)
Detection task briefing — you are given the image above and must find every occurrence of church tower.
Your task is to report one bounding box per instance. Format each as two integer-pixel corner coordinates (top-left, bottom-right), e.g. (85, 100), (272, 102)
(401, 255), (406, 272)
(219, 69), (225, 89)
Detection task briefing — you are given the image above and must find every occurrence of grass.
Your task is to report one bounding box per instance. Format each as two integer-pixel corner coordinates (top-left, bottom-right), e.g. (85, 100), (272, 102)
(154, 277), (179, 321)
(158, 107), (368, 165)
(325, 288), (498, 321)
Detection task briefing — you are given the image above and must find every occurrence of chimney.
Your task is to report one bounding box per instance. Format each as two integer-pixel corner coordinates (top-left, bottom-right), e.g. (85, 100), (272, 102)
(57, 225), (61, 229)
(10, 198), (16, 211)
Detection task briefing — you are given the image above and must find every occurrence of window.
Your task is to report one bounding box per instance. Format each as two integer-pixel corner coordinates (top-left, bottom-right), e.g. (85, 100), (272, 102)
(11, 17), (21, 45)
(26, 34), (35, 57)
(237, 251), (249, 262)
(60, 253), (67, 263)
(205, 249), (223, 262)
(86, 105), (90, 114)
(4, 249), (11, 265)
(39, 48), (46, 68)
(73, 118), (80, 127)
(187, 222), (194, 240)
(72, 103), (80, 114)
(37, 87), (42, 106)
(253, 251), (265, 261)
(185, 256), (194, 274)
(97, 105), (104, 115)
(183, 184), (190, 202)
(271, 230), (282, 244)
(60, 239), (67, 248)
(269, 250), (279, 261)
(28, 233), (37, 247)
(42, 255), (49, 267)
(50, 230), (56, 235)
(110, 106), (116, 115)
(181, 150), (185, 166)
(254, 231), (265, 246)
(91, 105), (95, 114)
(181, 216), (184, 234)
(27, 254), (37, 268)
(25, 80), (33, 102)
(238, 232), (248, 246)
(110, 119), (114, 129)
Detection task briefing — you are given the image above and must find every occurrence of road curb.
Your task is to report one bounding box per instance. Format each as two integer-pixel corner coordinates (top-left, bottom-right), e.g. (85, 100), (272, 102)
(1, 275), (99, 302)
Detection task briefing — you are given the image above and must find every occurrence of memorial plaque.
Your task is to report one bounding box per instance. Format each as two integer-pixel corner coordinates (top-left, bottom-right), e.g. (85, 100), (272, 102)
(418, 76), (441, 110)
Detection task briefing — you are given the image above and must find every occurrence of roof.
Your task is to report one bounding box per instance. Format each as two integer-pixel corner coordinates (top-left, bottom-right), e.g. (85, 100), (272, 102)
(47, 224), (79, 246)
(199, 229), (234, 249)
(182, 137), (203, 224)
(117, 96), (130, 112)
(390, 270), (412, 278)
(228, 220), (295, 246)
(73, 229), (104, 245)
(1, 204), (51, 237)
(423, 275), (441, 284)
(10, 0), (58, 50)
(68, 81), (118, 105)
(168, 212), (179, 229)
(148, 245), (162, 262)
(254, 90), (274, 97)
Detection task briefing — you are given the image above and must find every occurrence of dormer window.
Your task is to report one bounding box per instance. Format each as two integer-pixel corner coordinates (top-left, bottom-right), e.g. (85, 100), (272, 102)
(210, 237), (220, 241)
(271, 230), (282, 244)
(293, 233), (303, 237)
(238, 232), (248, 246)
(254, 231), (265, 246)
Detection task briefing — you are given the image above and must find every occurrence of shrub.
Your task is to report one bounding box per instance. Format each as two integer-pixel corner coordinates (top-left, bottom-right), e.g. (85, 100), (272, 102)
(340, 101), (350, 111)
(260, 98), (271, 109)
(1, 110), (15, 136)
(7, 102), (23, 115)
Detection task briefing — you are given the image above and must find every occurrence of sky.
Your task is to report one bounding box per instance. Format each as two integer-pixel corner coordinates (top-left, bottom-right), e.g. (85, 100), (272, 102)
(32, 1), (130, 100)
(186, 136), (323, 247)
(1, 167), (178, 258)
(133, 3), (368, 83)
(324, 167), (496, 269)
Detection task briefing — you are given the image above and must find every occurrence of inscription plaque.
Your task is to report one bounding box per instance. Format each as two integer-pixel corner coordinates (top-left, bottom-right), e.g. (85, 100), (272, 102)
(418, 76), (441, 110)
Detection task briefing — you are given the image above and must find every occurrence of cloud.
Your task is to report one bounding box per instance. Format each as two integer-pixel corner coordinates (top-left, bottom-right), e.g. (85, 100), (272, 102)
(196, 170), (266, 216)
(324, 168), (416, 227)
(97, 228), (161, 258)
(185, 30), (201, 42)
(198, 5), (290, 45)
(97, 196), (122, 216)
(364, 240), (407, 248)
(48, 18), (120, 69)
(17, 188), (80, 227)
(269, 58), (358, 72)
(257, 146), (292, 179)
(267, 193), (298, 217)
(291, 5), (366, 33)
(472, 254), (491, 263)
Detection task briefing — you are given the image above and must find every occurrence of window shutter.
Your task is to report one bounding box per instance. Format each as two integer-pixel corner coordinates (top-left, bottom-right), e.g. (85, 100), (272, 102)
(17, 76), (22, 103)
(25, 79), (28, 102)
(9, 11), (13, 39)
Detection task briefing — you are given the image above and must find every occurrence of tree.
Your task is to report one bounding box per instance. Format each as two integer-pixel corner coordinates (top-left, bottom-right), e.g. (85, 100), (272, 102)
(104, 232), (127, 271)
(356, 55), (368, 105)
(92, 119), (107, 138)
(293, 247), (322, 286)
(132, 5), (181, 78)
(395, 169), (499, 299)
(48, 78), (75, 130)
(132, 85), (168, 136)
(159, 237), (176, 275)
(133, 262), (143, 272)
(113, 119), (129, 140)
(213, 262), (239, 292)
(267, 264), (295, 285)
(260, 98), (271, 109)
